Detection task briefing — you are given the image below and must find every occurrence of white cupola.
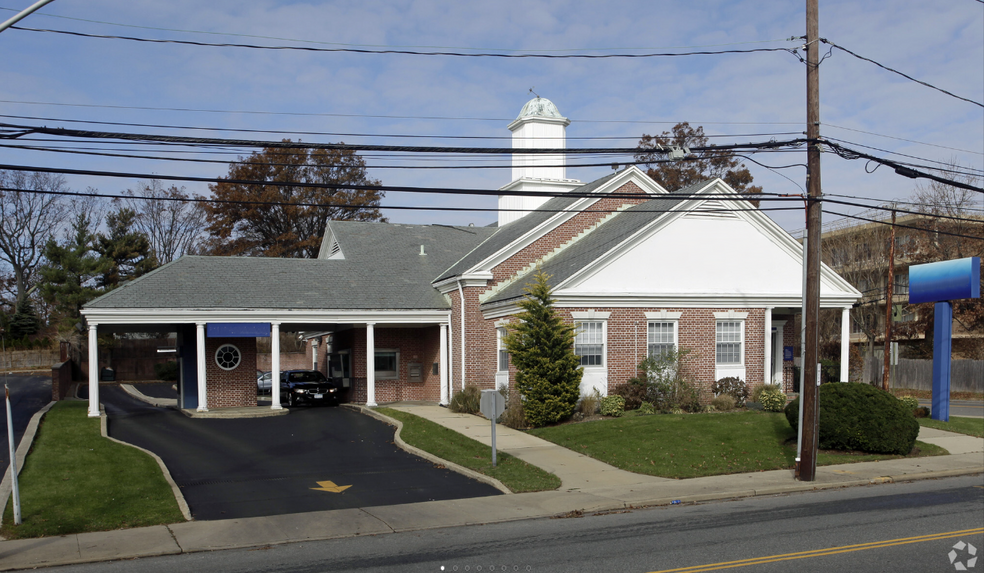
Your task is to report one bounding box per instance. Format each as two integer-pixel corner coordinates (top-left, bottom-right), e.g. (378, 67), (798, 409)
(498, 97), (581, 226)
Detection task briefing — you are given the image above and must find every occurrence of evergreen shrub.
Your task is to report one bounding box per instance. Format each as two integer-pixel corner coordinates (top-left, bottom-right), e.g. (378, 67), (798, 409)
(759, 385), (787, 412)
(785, 383), (919, 455)
(600, 395), (625, 417)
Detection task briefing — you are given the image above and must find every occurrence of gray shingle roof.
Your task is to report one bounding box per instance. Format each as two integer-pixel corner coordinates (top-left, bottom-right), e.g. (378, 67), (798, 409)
(481, 181), (710, 305)
(435, 172), (621, 281)
(87, 222), (495, 310)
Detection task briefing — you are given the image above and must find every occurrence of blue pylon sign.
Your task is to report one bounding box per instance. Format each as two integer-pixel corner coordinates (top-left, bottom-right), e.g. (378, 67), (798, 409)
(909, 257), (980, 422)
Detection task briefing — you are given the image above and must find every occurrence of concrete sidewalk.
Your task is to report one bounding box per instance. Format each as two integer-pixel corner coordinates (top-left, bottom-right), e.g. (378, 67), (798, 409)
(1, 404), (982, 571)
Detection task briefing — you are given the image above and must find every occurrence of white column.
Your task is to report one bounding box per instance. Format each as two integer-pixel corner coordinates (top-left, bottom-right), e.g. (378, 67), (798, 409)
(439, 323), (449, 406)
(366, 323), (377, 406)
(196, 322), (208, 412)
(87, 324), (99, 417)
(840, 307), (851, 382)
(271, 322), (282, 409)
(764, 308), (773, 387)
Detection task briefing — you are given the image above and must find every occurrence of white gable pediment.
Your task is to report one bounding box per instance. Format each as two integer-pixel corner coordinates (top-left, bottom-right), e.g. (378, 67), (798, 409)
(557, 189), (860, 307)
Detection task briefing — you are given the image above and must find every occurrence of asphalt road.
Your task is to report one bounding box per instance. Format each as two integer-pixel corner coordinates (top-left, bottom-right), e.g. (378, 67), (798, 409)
(0, 374), (51, 476)
(99, 386), (501, 521)
(917, 399), (984, 418)
(42, 475), (984, 573)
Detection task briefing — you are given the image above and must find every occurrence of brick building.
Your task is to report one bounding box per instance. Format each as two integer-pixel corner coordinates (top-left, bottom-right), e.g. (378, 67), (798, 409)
(81, 97), (861, 415)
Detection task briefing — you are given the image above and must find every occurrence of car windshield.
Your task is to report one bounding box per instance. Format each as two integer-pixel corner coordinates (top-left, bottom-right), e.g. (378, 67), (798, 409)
(288, 372), (327, 383)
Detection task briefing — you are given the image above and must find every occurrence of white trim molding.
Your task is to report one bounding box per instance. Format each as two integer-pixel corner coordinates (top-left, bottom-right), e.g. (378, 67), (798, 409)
(571, 310), (611, 320)
(644, 311), (682, 320)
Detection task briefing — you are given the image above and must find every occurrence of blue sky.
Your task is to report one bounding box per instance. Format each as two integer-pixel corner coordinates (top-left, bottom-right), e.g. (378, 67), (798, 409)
(1, 0), (981, 235)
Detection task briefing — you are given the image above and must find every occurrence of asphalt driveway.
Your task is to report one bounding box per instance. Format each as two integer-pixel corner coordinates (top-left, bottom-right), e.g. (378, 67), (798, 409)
(98, 386), (501, 521)
(1, 374), (51, 476)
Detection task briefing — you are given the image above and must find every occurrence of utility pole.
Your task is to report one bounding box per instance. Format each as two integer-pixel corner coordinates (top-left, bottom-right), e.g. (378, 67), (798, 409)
(882, 209), (896, 391)
(799, 0), (822, 482)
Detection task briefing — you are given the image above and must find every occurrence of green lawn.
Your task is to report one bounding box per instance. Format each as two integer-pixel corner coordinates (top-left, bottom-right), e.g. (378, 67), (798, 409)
(1, 402), (185, 539)
(529, 410), (946, 479)
(918, 416), (984, 438)
(376, 408), (561, 493)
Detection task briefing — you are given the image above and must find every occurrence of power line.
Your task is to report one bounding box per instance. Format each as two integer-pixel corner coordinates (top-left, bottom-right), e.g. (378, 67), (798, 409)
(823, 193), (984, 213)
(823, 209), (984, 242)
(823, 140), (984, 193)
(0, 121), (806, 156)
(823, 124), (984, 157)
(0, 185), (801, 215)
(821, 136), (984, 176)
(0, 7), (797, 53)
(0, 113), (802, 142)
(11, 25), (803, 60)
(0, 162), (801, 202)
(822, 197), (984, 224)
(820, 39), (984, 108)
(0, 99), (808, 126)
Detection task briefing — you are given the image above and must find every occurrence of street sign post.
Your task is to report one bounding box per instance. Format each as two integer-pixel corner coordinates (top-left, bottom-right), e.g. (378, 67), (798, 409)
(480, 390), (505, 467)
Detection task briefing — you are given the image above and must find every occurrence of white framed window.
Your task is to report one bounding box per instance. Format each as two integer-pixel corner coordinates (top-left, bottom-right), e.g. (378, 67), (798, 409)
(214, 344), (242, 371)
(497, 328), (510, 372)
(374, 349), (399, 379)
(647, 321), (677, 357)
(575, 321), (605, 367)
(716, 321), (744, 365)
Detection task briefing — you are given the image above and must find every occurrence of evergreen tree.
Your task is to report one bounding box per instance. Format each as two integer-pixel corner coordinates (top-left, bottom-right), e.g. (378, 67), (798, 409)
(97, 207), (157, 288)
(502, 270), (582, 427)
(9, 296), (40, 338)
(39, 212), (111, 332)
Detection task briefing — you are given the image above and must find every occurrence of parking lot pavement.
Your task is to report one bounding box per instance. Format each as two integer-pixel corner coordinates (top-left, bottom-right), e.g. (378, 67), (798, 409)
(99, 386), (501, 520)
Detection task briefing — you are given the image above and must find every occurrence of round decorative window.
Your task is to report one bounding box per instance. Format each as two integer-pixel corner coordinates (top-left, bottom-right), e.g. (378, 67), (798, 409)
(214, 344), (242, 371)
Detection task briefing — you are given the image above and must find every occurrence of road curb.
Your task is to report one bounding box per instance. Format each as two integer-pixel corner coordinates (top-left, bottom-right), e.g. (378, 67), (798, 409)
(0, 401), (55, 533)
(120, 384), (178, 408)
(345, 404), (513, 495)
(98, 407), (193, 522)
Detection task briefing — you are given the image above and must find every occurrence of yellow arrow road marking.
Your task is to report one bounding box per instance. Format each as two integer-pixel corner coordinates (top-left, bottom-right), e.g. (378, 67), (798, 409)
(311, 480), (352, 493)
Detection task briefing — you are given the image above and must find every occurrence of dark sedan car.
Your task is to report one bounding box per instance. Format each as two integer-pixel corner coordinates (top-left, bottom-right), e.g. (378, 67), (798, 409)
(280, 370), (339, 406)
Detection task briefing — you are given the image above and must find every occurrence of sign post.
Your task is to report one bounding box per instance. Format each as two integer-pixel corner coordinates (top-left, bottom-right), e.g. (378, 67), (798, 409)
(909, 257), (980, 422)
(480, 390), (505, 467)
(5, 384), (21, 525)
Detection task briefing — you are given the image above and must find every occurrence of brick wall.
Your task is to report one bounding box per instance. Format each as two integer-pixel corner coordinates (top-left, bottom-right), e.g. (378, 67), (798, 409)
(467, 307), (773, 401)
(334, 326), (442, 403)
(204, 337), (257, 408)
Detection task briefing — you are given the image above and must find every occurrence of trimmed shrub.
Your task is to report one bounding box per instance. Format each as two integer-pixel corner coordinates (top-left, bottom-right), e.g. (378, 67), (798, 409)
(712, 377), (749, 407)
(600, 395), (625, 417)
(710, 394), (736, 411)
(612, 381), (647, 410)
(898, 395), (919, 411)
(759, 386), (787, 412)
(785, 383), (919, 455)
(449, 385), (482, 414)
(153, 361), (179, 382)
(637, 401), (656, 415)
(914, 406), (931, 418)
